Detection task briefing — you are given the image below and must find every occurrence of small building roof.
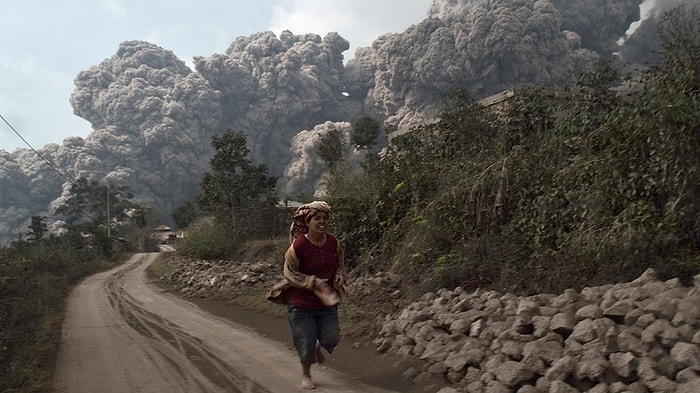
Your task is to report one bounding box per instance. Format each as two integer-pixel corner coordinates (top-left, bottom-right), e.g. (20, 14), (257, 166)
(277, 199), (304, 208)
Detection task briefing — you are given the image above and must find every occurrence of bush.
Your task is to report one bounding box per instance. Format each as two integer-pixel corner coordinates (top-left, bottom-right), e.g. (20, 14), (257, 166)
(176, 219), (237, 260)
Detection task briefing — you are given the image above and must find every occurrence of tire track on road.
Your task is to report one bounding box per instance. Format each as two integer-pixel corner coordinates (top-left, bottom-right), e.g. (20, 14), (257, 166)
(55, 253), (400, 393)
(105, 256), (268, 393)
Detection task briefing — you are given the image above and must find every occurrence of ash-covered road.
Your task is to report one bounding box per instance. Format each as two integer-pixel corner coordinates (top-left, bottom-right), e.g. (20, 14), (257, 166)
(53, 253), (397, 393)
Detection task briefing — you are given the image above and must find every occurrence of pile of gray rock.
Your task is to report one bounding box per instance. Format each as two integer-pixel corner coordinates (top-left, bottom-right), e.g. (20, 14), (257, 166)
(157, 255), (699, 392)
(157, 256), (276, 298)
(374, 269), (700, 392)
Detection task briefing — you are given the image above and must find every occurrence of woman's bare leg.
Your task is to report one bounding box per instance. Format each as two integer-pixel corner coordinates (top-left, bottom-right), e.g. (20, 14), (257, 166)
(301, 362), (315, 389)
(315, 341), (325, 364)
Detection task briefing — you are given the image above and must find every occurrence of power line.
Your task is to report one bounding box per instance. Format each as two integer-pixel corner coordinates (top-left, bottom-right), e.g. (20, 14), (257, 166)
(0, 113), (115, 231)
(0, 112), (73, 185)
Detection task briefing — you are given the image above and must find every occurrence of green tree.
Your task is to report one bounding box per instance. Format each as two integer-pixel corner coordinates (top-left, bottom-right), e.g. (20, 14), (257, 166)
(125, 206), (152, 251)
(54, 177), (139, 253)
(351, 116), (380, 149)
(172, 200), (198, 229)
(26, 215), (48, 241)
(196, 130), (277, 244)
(317, 128), (344, 170)
(55, 178), (134, 227)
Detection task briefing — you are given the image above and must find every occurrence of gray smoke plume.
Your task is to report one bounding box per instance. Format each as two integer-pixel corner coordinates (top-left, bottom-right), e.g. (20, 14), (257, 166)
(618, 0), (700, 64)
(281, 121), (364, 198)
(347, 0), (647, 132)
(194, 30), (356, 177)
(68, 41), (222, 214)
(0, 0), (676, 244)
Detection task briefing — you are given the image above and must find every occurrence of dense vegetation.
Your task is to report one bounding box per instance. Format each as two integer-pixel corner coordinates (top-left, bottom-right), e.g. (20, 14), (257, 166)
(0, 180), (155, 392)
(0, 240), (108, 392)
(325, 7), (700, 296)
(176, 129), (285, 259)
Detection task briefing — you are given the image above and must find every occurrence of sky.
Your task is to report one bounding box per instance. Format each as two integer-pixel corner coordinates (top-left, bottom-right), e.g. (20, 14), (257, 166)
(0, 0), (432, 152)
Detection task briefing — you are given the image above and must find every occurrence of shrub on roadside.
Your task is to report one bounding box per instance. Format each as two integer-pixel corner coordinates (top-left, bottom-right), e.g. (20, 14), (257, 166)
(176, 218), (237, 260)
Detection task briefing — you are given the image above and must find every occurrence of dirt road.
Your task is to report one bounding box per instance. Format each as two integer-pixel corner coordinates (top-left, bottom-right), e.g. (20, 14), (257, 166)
(53, 253), (399, 393)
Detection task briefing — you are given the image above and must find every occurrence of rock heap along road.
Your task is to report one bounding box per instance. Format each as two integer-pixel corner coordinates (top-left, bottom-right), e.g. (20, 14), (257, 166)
(53, 253), (395, 393)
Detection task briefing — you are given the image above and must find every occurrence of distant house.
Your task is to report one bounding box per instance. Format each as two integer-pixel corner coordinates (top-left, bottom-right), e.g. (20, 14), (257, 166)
(477, 89), (515, 112)
(276, 199), (303, 209)
(151, 225), (176, 244)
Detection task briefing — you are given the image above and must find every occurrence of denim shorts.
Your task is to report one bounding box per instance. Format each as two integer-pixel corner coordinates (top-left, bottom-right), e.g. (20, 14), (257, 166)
(287, 305), (340, 363)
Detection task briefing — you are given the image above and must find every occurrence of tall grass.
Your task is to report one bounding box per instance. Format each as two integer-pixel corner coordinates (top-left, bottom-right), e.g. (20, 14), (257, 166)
(0, 239), (113, 392)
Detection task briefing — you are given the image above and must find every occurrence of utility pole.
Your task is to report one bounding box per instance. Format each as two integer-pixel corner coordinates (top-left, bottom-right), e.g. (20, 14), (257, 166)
(107, 188), (110, 239)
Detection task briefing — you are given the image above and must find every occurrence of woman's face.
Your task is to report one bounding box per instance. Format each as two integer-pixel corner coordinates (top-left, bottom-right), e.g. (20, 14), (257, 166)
(307, 212), (329, 235)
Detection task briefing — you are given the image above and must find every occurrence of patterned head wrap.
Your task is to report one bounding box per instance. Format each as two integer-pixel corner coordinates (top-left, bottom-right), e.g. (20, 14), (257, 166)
(289, 201), (331, 243)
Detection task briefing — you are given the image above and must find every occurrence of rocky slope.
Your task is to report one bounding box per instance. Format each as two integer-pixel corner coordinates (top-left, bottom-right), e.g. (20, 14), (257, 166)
(157, 247), (699, 393)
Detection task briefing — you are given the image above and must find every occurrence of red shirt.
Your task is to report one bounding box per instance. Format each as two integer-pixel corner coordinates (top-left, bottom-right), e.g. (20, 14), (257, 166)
(287, 234), (339, 309)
